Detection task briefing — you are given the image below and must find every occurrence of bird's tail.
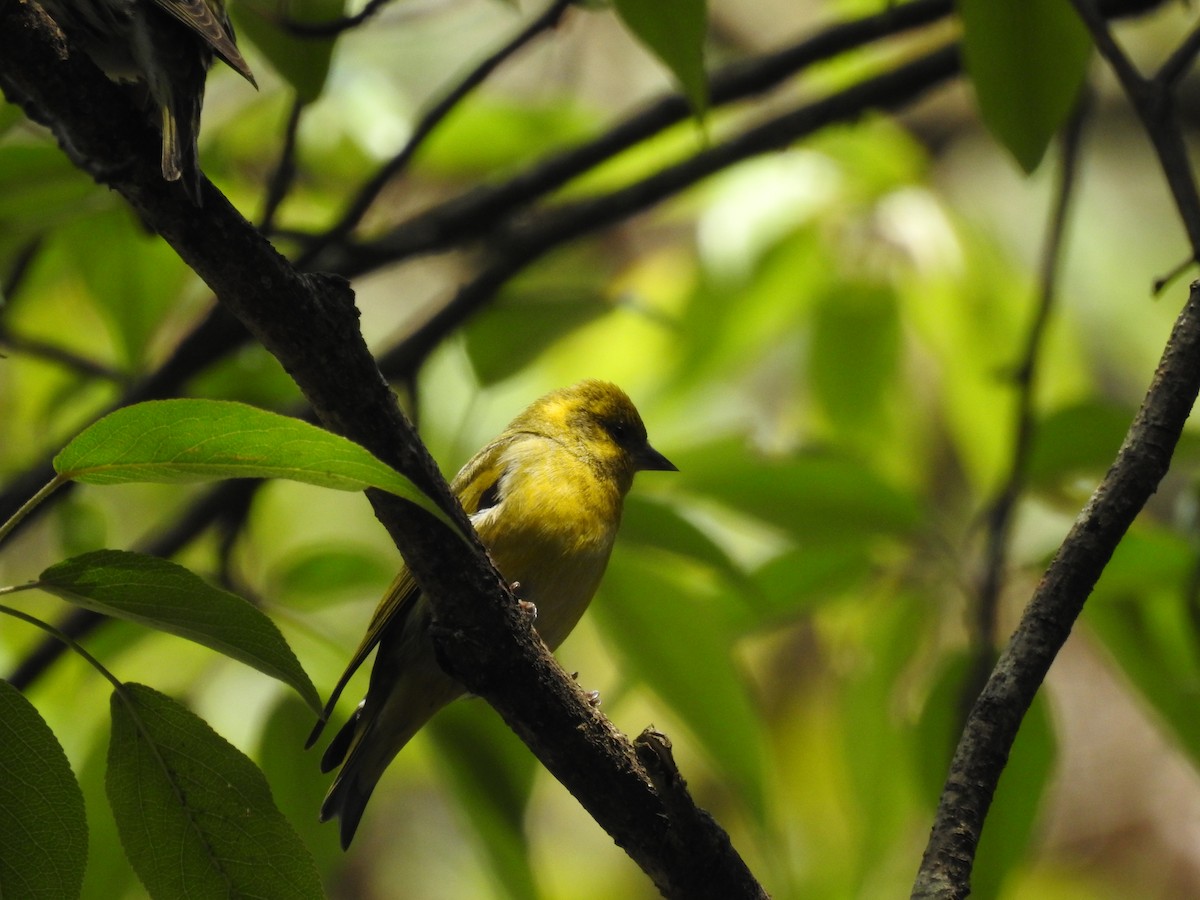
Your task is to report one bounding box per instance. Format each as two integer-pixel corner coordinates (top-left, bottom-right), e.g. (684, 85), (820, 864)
(317, 690), (442, 849)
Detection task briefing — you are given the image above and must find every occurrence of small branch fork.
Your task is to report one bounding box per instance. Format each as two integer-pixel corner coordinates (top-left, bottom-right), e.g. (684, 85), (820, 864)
(913, 3), (1200, 896)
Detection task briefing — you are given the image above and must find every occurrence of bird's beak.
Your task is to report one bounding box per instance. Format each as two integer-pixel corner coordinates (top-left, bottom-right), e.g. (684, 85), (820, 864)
(636, 443), (678, 472)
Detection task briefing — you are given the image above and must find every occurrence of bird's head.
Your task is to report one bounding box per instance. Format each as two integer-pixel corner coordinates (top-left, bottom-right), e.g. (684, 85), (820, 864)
(516, 380), (676, 488)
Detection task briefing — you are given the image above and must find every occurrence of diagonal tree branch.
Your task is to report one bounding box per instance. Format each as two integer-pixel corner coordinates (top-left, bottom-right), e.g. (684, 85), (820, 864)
(914, 279), (1200, 898)
(0, 0), (958, 535)
(299, 0), (576, 261)
(0, 4), (767, 895)
(914, 4), (1200, 894)
(962, 98), (1088, 714)
(308, 0), (956, 269)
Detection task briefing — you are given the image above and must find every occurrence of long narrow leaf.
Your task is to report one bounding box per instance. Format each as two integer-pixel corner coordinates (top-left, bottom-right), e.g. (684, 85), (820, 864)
(40, 549), (321, 713)
(53, 399), (458, 533)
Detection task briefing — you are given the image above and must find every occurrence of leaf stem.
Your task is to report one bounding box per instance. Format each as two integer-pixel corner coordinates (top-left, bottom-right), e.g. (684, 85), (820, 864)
(0, 475), (66, 548)
(0, 601), (125, 693)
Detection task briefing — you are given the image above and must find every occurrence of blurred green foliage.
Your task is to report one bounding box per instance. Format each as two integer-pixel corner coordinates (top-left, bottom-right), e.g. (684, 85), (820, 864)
(4, 0), (1200, 898)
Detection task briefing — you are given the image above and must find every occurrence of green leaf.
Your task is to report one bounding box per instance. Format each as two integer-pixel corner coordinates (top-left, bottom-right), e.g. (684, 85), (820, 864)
(64, 208), (190, 366)
(612, 0), (708, 116)
(1086, 585), (1200, 765)
(232, 0), (344, 104)
(257, 697), (343, 872)
(53, 399), (457, 533)
(620, 494), (745, 585)
(430, 702), (541, 900)
(809, 283), (901, 437)
(1091, 527), (1192, 602)
(419, 97), (597, 178)
(0, 146), (100, 231)
(672, 438), (922, 543)
(0, 680), (88, 900)
(464, 290), (612, 386)
(595, 549), (766, 820)
(106, 684), (323, 900)
(275, 544), (395, 606)
(1027, 401), (1131, 486)
(958, 0), (1091, 172)
(842, 593), (932, 887)
(39, 549), (321, 714)
(972, 692), (1055, 899)
(750, 543), (872, 622)
(78, 733), (140, 900)
(913, 655), (1055, 900)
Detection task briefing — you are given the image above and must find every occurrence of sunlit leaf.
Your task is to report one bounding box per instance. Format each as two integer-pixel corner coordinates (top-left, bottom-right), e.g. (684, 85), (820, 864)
(810, 283), (900, 436)
(0, 680), (87, 900)
(595, 548), (766, 820)
(672, 438), (922, 542)
(53, 399), (457, 532)
(464, 290), (611, 385)
(750, 543), (873, 623)
(39, 549), (321, 713)
(419, 97), (598, 177)
(620, 494), (745, 585)
(958, 0), (1091, 172)
(65, 208), (190, 366)
(275, 544), (394, 605)
(107, 684), (322, 900)
(430, 702), (541, 900)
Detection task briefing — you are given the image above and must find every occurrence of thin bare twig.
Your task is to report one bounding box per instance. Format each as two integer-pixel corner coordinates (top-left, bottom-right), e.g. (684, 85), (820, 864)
(0, 7), (960, 532)
(297, 0), (575, 265)
(1156, 20), (1200, 89)
(964, 97), (1088, 712)
(260, 97), (306, 234)
(7, 478), (262, 690)
(307, 0), (954, 269)
(915, 281), (1200, 898)
(914, 4), (1200, 895)
(1070, 0), (1200, 252)
(284, 0), (395, 38)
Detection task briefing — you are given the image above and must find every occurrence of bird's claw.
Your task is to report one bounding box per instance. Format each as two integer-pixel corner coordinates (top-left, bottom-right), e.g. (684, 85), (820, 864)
(568, 672), (601, 707)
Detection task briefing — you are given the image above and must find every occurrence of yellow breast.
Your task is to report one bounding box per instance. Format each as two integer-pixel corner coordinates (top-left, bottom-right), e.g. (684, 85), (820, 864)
(470, 435), (624, 650)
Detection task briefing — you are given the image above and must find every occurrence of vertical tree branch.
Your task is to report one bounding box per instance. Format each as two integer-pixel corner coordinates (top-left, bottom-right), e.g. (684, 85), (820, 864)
(915, 280), (1200, 898)
(916, 4), (1200, 894)
(964, 99), (1087, 708)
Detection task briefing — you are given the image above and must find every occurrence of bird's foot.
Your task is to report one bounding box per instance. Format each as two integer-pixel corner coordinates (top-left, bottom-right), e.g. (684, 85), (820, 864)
(569, 672), (601, 707)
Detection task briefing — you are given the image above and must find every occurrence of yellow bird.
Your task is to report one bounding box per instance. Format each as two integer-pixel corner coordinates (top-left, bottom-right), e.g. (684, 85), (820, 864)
(309, 380), (677, 848)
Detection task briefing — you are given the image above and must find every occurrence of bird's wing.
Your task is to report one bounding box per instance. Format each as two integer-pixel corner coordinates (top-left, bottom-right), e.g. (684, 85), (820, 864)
(452, 433), (524, 516)
(307, 436), (519, 747)
(305, 566), (419, 747)
(152, 0), (257, 84)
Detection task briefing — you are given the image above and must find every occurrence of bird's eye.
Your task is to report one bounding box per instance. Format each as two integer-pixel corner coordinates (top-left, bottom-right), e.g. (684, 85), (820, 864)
(605, 419), (630, 441)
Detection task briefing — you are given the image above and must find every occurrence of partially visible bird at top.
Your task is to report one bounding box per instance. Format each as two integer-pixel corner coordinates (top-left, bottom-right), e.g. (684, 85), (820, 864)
(308, 380), (678, 849)
(37, 0), (257, 202)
